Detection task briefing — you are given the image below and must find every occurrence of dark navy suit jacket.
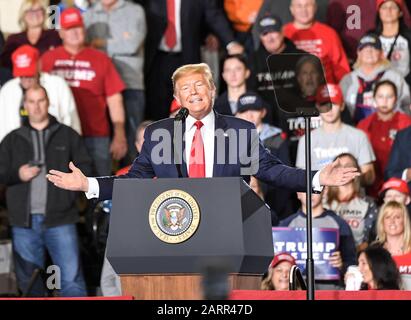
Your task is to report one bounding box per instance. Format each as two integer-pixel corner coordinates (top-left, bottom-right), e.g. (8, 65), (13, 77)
(386, 126), (411, 192)
(97, 112), (311, 201)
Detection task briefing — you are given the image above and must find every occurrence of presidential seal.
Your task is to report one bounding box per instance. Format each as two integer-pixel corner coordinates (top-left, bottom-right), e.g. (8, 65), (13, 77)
(149, 189), (200, 244)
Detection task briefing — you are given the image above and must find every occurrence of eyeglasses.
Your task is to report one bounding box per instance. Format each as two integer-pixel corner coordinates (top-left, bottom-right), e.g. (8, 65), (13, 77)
(26, 8), (44, 15)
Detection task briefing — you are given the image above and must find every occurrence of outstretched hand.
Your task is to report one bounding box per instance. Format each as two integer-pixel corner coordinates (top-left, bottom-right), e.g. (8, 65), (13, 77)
(319, 158), (360, 187)
(46, 162), (89, 192)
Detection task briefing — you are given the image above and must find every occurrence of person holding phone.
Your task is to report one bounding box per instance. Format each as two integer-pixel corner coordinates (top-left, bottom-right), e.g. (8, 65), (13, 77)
(0, 85), (92, 297)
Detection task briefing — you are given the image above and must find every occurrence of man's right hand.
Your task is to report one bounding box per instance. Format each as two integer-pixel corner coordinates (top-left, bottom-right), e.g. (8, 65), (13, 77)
(46, 162), (89, 192)
(19, 164), (41, 182)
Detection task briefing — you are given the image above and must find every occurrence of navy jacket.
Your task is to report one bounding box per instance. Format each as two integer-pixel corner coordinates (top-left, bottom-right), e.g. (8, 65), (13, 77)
(97, 113), (313, 201)
(214, 91), (233, 116)
(386, 126), (411, 192)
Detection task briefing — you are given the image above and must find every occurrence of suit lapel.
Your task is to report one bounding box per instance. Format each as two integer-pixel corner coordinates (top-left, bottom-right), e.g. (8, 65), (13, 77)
(213, 112), (230, 177)
(181, 119), (188, 177)
(170, 119), (189, 178)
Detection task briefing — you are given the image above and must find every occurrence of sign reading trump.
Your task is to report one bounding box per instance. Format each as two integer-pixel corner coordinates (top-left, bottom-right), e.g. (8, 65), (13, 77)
(272, 227), (340, 280)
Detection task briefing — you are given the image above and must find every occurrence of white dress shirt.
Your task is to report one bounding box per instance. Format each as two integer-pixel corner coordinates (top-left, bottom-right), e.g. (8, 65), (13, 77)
(185, 112), (214, 178)
(86, 110), (323, 199)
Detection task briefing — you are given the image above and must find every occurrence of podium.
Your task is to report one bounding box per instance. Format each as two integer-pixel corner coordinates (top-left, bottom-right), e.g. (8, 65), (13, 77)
(106, 177), (273, 300)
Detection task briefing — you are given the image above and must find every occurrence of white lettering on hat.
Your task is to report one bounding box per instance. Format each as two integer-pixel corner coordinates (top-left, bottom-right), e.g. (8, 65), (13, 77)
(64, 13), (79, 23)
(15, 54), (31, 68)
(387, 180), (402, 188)
(260, 17), (276, 27)
(326, 85), (339, 99)
(361, 36), (376, 44)
(278, 254), (294, 263)
(240, 95), (257, 105)
(319, 84), (339, 99)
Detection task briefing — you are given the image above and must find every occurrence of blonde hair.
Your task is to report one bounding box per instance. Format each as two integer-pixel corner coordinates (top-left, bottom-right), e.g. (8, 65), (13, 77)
(375, 201), (411, 253)
(261, 267), (275, 290)
(171, 63), (215, 93)
(353, 55), (390, 70)
(19, 0), (48, 30)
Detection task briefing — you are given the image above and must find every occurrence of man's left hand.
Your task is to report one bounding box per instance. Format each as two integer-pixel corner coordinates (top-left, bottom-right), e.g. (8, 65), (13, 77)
(319, 158), (360, 186)
(110, 134), (127, 160)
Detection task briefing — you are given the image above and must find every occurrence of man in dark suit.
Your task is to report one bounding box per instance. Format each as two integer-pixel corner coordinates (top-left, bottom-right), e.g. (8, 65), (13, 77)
(47, 63), (359, 201)
(138, 0), (243, 121)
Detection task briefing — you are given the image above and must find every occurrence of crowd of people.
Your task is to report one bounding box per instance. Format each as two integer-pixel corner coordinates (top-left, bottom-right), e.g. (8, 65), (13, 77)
(1, 0), (411, 296)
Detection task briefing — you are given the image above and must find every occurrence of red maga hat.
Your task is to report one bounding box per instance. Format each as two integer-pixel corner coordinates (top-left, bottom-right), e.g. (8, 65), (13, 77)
(270, 252), (296, 268)
(12, 45), (40, 77)
(379, 178), (410, 196)
(60, 8), (84, 29)
(377, 0), (404, 10)
(316, 83), (344, 105)
(169, 99), (181, 114)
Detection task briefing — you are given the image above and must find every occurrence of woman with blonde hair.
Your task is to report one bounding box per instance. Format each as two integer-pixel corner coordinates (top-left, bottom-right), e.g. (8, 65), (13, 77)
(261, 252), (296, 291)
(339, 33), (411, 123)
(0, 0), (61, 70)
(375, 200), (411, 274)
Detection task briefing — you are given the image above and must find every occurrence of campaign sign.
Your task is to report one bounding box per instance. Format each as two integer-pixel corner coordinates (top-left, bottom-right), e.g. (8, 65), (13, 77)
(272, 227), (340, 280)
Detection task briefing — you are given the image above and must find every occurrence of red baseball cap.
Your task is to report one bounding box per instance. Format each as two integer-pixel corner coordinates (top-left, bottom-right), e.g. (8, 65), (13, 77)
(270, 252), (296, 268)
(11, 45), (40, 77)
(316, 83), (344, 105)
(60, 8), (84, 29)
(169, 99), (181, 114)
(379, 178), (410, 196)
(377, 0), (404, 10)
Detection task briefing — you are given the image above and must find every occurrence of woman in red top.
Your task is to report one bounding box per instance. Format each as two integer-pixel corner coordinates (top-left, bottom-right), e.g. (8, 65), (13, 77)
(375, 201), (411, 274)
(0, 0), (61, 70)
(357, 80), (411, 197)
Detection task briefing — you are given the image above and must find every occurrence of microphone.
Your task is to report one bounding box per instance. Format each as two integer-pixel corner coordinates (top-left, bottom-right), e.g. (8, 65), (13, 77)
(174, 107), (189, 122)
(173, 108), (188, 178)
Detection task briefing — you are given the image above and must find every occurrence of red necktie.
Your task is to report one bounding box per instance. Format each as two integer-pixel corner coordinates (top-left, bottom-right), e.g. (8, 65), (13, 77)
(165, 0), (177, 50)
(189, 121), (205, 178)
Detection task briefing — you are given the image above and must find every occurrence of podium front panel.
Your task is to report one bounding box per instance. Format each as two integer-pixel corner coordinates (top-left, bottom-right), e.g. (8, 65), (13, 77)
(107, 177), (273, 274)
